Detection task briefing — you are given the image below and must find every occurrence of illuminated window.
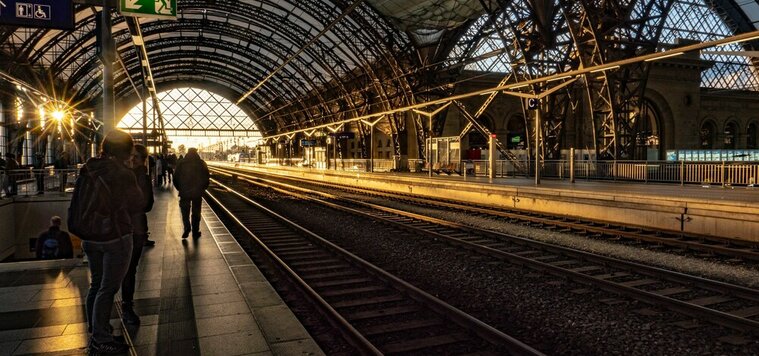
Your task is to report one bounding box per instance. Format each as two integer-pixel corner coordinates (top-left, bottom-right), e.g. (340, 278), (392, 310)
(119, 87), (260, 148)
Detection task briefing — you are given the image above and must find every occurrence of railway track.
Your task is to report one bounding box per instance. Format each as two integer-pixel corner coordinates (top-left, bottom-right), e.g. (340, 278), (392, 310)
(211, 169), (759, 336)
(204, 179), (542, 355)
(211, 164), (759, 262)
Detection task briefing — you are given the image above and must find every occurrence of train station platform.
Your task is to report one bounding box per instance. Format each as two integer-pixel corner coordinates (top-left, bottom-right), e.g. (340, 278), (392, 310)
(214, 162), (759, 244)
(0, 189), (323, 355)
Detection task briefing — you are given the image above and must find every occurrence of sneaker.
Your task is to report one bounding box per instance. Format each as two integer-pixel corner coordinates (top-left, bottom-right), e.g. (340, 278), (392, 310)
(121, 308), (141, 325)
(144, 239), (156, 247)
(181, 231), (190, 239)
(89, 340), (128, 354)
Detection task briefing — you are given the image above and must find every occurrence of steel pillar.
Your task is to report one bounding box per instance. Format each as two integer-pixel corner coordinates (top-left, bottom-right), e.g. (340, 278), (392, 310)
(99, 2), (116, 133)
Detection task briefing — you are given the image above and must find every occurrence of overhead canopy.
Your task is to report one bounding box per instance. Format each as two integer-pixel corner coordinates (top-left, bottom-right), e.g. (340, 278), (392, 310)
(2, 0), (759, 139)
(0, 0), (416, 136)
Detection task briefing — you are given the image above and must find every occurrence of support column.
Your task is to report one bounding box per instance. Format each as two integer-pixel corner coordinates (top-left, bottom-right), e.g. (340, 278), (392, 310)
(489, 134), (496, 180)
(535, 106), (542, 185)
(98, 3), (116, 133)
(0, 97), (6, 156)
(569, 147), (575, 183)
(142, 89), (148, 146)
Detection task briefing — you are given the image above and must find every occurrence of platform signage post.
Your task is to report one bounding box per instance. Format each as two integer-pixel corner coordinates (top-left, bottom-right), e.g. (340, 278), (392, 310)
(0, 0), (74, 30)
(119, 0), (177, 19)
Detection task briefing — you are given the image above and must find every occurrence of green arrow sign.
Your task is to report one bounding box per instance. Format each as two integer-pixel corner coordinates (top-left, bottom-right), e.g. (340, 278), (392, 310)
(120, 0), (176, 19)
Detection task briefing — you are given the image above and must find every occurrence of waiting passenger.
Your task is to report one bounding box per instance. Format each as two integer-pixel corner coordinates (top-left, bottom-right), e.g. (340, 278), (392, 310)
(173, 148), (209, 239)
(35, 216), (73, 259)
(68, 130), (144, 354)
(121, 144), (154, 326)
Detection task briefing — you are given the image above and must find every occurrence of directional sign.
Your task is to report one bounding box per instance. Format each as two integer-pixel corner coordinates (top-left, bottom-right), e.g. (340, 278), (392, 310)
(0, 0), (73, 30)
(120, 0), (177, 20)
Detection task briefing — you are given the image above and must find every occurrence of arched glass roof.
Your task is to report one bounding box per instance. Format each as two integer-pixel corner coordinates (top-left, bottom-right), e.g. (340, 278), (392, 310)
(448, 0), (759, 91)
(0, 1), (416, 136)
(118, 87), (261, 147)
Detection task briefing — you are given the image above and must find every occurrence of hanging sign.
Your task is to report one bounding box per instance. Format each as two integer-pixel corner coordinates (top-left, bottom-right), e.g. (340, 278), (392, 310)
(120, 0), (177, 20)
(0, 0), (73, 30)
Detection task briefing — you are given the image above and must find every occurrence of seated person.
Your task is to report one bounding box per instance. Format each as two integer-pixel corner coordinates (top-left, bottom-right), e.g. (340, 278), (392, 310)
(35, 216), (74, 259)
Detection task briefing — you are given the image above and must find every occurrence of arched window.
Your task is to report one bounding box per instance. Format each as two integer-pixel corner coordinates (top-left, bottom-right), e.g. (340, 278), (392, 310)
(634, 100), (660, 160)
(724, 121), (738, 149)
(700, 120), (717, 149)
(747, 122), (758, 149)
(119, 87), (260, 148)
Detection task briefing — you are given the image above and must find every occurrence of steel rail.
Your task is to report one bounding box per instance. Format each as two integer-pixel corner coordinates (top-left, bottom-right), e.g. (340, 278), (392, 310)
(211, 164), (759, 261)
(204, 184), (382, 356)
(212, 168), (759, 335)
(206, 178), (543, 355)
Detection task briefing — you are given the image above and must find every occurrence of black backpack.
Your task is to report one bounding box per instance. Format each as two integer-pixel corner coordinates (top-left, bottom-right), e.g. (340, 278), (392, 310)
(68, 172), (124, 241)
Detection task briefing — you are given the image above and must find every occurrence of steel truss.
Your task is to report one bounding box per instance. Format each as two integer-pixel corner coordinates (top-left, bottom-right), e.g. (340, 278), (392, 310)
(0, 1), (416, 143)
(445, 0), (759, 160)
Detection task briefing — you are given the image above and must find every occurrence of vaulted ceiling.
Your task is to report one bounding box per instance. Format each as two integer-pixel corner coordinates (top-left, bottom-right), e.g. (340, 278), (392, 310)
(1, 0), (758, 140)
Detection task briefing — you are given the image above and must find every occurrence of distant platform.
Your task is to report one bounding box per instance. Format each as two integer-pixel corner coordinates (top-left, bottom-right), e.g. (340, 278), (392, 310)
(214, 162), (759, 243)
(0, 188), (323, 355)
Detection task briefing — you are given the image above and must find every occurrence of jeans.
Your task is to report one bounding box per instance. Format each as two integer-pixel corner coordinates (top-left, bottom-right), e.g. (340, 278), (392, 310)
(121, 233), (146, 308)
(82, 235), (133, 344)
(179, 197), (202, 234)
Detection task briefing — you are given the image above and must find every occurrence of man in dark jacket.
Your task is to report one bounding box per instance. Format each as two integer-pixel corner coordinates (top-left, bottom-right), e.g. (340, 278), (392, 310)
(35, 216), (74, 259)
(173, 147), (209, 238)
(120, 144), (154, 325)
(73, 130), (144, 354)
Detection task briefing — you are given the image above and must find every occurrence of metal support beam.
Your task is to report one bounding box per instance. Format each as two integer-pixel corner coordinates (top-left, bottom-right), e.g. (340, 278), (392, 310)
(98, 2), (115, 133)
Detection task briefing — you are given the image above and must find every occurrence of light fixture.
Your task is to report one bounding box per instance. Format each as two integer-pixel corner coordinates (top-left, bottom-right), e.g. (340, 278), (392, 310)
(717, 34), (759, 47)
(52, 110), (66, 122)
(547, 75), (573, 82)
(644, 52), (684, 62)
(591, 65), (620, 73)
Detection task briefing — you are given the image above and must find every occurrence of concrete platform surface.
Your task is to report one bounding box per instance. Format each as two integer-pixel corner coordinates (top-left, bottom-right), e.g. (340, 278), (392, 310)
(0, 188), (324, 356)
(217, 162), (759, 243)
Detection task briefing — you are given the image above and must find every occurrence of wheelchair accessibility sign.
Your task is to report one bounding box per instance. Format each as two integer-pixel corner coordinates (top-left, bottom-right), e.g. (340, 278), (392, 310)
(16, 3), (50, 20)
(0, 0), (73, 29)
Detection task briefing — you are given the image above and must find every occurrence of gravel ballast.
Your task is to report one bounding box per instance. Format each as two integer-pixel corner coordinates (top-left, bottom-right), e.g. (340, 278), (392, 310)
(226, 178), (759, 355)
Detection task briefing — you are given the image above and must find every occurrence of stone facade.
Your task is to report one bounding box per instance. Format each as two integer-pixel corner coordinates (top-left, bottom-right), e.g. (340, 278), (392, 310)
(433, 55), (759, 160)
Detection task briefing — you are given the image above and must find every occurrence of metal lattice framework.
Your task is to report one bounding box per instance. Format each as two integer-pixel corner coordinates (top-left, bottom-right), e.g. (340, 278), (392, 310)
(446, 0), (759, 159)
(3, 0), (759, 160)
(0, 1), (417, 145)
(118, 87), (260, 138)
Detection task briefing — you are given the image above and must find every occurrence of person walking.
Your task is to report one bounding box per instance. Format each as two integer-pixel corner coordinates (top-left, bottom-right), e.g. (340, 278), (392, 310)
(3, 153), (18, 197)
(166, 153), (177, 184)
(173, 148), (209, 239)
(35, 216), (74, 259)
(33, 152), (45, 194)
(121, 144), (154, 326)
(69, 130), (144, 354)
(55, 151), (71, 192)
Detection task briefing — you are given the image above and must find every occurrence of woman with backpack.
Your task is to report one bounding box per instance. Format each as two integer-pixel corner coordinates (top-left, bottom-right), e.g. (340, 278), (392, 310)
(68, 130), (144, 354)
